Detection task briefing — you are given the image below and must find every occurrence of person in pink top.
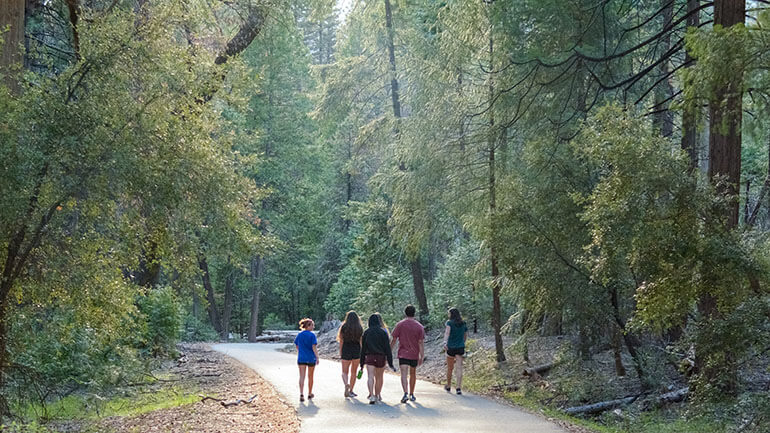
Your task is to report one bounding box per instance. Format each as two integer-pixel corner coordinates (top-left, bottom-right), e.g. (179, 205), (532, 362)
(390, 304), (425, 403)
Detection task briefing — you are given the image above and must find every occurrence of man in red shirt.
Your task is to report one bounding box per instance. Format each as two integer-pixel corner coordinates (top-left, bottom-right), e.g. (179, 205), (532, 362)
(391, 304), (425, 403)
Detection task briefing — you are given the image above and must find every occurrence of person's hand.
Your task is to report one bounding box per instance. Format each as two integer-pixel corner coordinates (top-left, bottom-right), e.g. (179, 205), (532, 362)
(418, 357), (424, 367)
(316, 359), (320, 365)
(391, 366), (397, 372)
(442, 343), (448, 352)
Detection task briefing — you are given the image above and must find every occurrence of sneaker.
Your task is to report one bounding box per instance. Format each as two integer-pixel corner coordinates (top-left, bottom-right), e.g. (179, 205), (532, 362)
(456, 389), (462, 395)
(308, 393), (314, 399)
(300, 394), (305, 402)
(368, 395), (376, 405)
(444, 385), (451, 392)
(409, 394), (416, 402)
(349, 390), (357, 397)
(377, 394), (382, 401)
(401, 393), (409, 404)
(344, 385), (350, 398)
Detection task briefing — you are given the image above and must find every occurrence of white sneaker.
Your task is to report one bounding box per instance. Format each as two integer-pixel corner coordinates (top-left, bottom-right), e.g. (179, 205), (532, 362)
(368, 395), (376, 404)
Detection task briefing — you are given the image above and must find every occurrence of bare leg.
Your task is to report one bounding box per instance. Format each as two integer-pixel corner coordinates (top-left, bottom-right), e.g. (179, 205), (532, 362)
(455, 355), (464, 390)
(374, 367), (385, 398)
(308, 365), (315, 397)
(341, 360), (351, 387)
(349, 359), (360, 392)
(409, 366), (417, 395)
(298, 364), (307, 396)
(399, 364), (409, 393)
(366, 364), (375, 397)
(446, 356), (455, 389)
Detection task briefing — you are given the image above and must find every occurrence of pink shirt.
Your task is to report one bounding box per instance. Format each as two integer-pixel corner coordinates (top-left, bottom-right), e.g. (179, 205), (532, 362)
(392, 318), (425, 360)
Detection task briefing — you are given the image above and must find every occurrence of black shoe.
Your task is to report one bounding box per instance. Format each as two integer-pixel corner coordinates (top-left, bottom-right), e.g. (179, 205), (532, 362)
(456, 388), (462, 395)
(401, 393), (409, 403)
(444, 386), (451, 392)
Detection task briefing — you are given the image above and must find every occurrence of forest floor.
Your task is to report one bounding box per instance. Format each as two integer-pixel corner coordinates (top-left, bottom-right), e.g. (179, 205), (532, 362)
(311, 324), (769, 433)
(41, 343), (300, 433)
(311, 326), (596, 433)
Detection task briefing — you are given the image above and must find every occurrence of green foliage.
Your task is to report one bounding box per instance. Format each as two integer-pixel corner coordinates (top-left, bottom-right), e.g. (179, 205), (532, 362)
(136, 287), (182, 357)
(429, 238), (491, 329)
(182, 314), (218, 342)
(18, 387), (199, 421)
(262, 313), (295, 331)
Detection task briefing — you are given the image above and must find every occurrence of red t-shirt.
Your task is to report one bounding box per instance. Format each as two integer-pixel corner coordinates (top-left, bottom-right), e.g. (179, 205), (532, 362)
(392, 318), (425, 360)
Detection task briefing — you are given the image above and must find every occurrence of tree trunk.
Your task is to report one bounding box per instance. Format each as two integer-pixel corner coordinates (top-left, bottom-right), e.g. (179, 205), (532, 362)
(248, 256), (264, 342)
(653, 0), (674, 138)
(192, 286), (200, 319)
(697, 0), (745, 395)
(383, 0), (429, 320)
(487, 25), (506, 364)
(1, 0), (25, 92)
(609, 286), (645, 384)
(708, 0), (744, 228)
(199, 255), (222, 335)
(220, 260), (234, 341)
(0, 1), (24, 420)
(383, 0), (401, 121)
(681, 0), (700, 169)
(612, 326), (627, 377)
(410, 259), (429, 322)
(747, 135), (770, 227)
(578, 326), (591, 361)
(0, 292), (10, 419)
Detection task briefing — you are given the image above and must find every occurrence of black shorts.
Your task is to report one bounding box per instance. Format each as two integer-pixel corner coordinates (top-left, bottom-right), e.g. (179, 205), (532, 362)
(298, 362), (316, 366)
(341, 342), (361, 360)
(398, 358), (418, 368)
(447, 347), (465, 357)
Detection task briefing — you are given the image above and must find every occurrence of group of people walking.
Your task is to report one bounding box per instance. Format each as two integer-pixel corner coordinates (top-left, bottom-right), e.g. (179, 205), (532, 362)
(292, 305), (468, 405)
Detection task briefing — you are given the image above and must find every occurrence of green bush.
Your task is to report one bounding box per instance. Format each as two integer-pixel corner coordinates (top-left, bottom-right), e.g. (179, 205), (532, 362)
(137, 287), (182, 357)
(182, 314), (219, 342)
(263, 313), (296, 330)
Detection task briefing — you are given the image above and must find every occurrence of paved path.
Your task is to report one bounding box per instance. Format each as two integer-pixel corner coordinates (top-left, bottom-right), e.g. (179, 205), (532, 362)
(212, 343), (566, 433)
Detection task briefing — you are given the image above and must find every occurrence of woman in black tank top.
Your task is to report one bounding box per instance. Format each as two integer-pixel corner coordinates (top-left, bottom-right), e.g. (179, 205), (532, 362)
(337, 310), (363, 398)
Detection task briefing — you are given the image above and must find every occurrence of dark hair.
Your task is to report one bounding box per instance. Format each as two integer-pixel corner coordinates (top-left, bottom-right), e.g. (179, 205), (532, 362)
(337, 310), (363, 343)
(368, 312), (389, 333)
(299, 318), (314, 330)
(404, 305), (416, 317)
(448, 308), (463, 325)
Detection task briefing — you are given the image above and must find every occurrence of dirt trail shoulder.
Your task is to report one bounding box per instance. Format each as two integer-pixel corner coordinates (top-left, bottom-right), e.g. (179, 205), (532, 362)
(54, 343), (300, 433)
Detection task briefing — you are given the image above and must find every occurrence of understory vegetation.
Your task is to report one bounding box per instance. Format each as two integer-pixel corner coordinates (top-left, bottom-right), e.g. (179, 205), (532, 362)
(1, 0), (769, 432)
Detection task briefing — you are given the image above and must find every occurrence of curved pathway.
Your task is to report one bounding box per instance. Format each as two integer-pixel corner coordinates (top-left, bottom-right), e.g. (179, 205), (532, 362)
(212, 343), (566, 433)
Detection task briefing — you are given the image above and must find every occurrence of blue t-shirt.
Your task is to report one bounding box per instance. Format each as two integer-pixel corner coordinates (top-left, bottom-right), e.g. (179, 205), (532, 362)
(446, 320), (467, 349)
(294, 330), (318, 364)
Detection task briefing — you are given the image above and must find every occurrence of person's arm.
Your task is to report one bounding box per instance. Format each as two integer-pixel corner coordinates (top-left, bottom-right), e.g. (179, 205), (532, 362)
(418, 339), (425, 366)
(313, 344), (320, 364)
(384, 331), (395, 370)
(463, 330), (468, 346)
(359, 331), (367, 367)
(443, 325), (450, 350)
(390, 324), (399, 352)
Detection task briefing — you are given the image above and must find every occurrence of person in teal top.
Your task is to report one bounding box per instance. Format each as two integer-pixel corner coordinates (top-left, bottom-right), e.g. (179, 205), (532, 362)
(442, 308), (468, 395)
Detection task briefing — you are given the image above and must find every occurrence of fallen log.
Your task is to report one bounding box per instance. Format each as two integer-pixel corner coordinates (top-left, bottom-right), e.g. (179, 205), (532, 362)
(522, 361), (558, 377)
(655, 387), (688, 406)
(564, 387), (689, 416)
(253, 334), (294, 343)
(564, 395), (641, 415)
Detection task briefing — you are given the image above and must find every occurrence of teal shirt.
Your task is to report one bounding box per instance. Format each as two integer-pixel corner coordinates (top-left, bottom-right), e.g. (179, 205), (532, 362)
(446, 320), (467, 348)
